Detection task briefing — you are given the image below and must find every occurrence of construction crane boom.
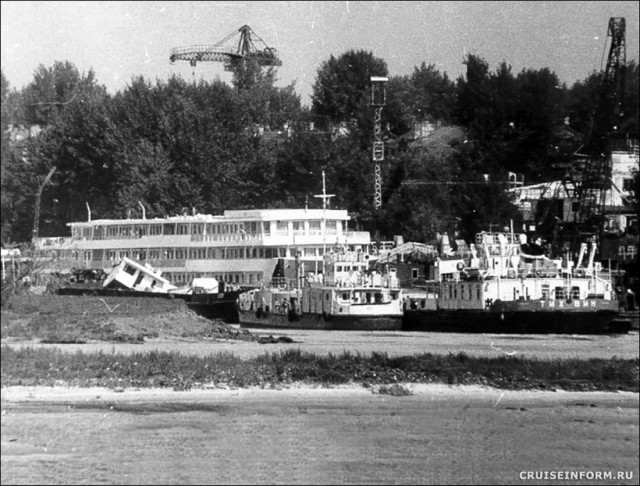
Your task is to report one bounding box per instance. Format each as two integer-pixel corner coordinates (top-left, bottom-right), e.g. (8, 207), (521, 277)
(170, 25), (282, 71)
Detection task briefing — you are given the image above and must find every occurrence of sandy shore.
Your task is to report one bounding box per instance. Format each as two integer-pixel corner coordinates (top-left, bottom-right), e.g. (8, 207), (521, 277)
(3, 383), (638, 485)
(3, 382), (638, 406)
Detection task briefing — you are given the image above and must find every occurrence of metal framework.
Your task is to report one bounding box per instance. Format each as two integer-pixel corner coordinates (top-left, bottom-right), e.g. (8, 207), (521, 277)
(569, 17), (626, 232)
(371, 76), (388, 209)
(170, 25), (282, 71)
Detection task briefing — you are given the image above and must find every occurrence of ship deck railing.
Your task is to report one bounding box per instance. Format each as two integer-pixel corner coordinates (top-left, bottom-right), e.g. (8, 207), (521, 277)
(30, 257), (188, 271)
(265, 277), (298, 290)
(475, 231), (521, 246)
(33, 236), (77, 248)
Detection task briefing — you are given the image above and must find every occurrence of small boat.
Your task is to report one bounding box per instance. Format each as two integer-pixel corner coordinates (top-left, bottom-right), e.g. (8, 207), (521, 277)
(102, 256), (179, 293)
(58, 256), (241, 321)
(237, 248), (404, 330)
(402, 231), (629, 334)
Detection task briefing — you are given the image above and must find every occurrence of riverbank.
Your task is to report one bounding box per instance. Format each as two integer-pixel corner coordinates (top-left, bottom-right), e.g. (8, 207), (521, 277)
(2, 384), (638, 485)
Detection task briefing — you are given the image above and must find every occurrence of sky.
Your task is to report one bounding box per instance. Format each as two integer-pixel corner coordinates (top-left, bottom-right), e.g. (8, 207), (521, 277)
(2, 1), (639, 106)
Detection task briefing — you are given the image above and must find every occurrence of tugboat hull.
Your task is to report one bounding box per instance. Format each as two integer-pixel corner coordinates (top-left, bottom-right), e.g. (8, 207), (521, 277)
(239, 309), (402, 331)
(403, 300), (626, 334)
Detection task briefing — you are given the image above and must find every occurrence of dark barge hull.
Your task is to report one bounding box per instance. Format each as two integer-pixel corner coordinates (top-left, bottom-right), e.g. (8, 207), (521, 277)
(56, 286), (240, 322)
(402, 307), (628, 334)
(188, 291), (240, 322)
(239, 310), (402, 331)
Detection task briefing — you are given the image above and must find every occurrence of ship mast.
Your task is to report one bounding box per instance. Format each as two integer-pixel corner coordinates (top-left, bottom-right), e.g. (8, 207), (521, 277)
(314, 170), (335, 273)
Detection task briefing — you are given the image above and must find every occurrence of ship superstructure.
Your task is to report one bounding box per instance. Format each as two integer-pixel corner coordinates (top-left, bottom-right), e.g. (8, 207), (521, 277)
(32, 209), (370, 287)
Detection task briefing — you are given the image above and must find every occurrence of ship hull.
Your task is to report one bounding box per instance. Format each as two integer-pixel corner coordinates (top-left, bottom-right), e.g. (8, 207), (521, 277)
(402, 300), (627, 334)
(238, 309), (402, 331)
(56, 286), (241, 322)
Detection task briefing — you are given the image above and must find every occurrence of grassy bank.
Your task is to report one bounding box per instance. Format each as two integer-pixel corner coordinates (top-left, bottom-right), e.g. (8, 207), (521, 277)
(2, 346), (638, 392)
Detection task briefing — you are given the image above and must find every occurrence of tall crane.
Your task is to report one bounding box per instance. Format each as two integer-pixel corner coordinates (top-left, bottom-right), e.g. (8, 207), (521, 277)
(170, 25), (282, 72)
(565, 17), (626, 241)
(371, 76), (388, 209)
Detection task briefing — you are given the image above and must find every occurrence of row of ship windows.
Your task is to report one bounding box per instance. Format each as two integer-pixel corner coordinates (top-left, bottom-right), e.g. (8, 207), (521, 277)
(166, 272), (263, 285)
(440, 284), (581, 300)
(73, 221), (340, 239)
(36, 246), (329, 261)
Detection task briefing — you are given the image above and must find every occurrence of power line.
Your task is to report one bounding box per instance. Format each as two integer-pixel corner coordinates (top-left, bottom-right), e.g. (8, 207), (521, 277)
(402, 181), (521, 185)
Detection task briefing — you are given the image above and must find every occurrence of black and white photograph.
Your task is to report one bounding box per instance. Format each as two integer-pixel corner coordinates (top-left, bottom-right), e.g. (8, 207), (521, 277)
(1, 1), (639, 484)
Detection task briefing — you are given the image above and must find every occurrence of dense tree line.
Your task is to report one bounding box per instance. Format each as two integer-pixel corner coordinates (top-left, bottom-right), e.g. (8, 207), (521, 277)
(1, 50), (638, 246)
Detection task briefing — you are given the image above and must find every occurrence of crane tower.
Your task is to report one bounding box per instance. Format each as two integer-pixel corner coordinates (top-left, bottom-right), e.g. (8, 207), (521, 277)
(569, 17), (626, 236)
(170, 25), (282, 72)
(371, 76), (388, 209)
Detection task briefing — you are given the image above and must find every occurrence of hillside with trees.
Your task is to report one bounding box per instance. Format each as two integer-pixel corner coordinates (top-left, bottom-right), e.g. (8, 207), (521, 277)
(1, 50), (638, 247)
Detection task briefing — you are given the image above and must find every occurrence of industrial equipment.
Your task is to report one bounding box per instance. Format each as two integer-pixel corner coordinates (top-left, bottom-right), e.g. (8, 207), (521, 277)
(170, 24), (282, 72)
(564, 17), (627, 241)
(371, 76), (388, 209)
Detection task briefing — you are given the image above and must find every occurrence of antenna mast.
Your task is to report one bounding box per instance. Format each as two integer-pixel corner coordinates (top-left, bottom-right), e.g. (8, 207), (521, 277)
(314, 170), (335, 272)
(313, 170), (335, 210)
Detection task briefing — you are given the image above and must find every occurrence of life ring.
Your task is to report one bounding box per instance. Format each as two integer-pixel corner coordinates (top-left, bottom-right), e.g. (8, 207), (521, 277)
(456, 262), (465, 271)
(535, 270), (542, 278)
(507, 270), (516, 279)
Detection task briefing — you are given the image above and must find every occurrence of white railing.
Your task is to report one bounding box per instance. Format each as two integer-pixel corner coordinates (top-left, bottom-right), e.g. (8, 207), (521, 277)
(33, 237), (76, 248)
(194, 233), (261, 243)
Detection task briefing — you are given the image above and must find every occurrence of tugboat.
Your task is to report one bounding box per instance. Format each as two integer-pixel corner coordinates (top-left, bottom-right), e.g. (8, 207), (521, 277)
(402, 231), (628, 334)
(237, 248), (404, 330)
(237, 170), (403, 330)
